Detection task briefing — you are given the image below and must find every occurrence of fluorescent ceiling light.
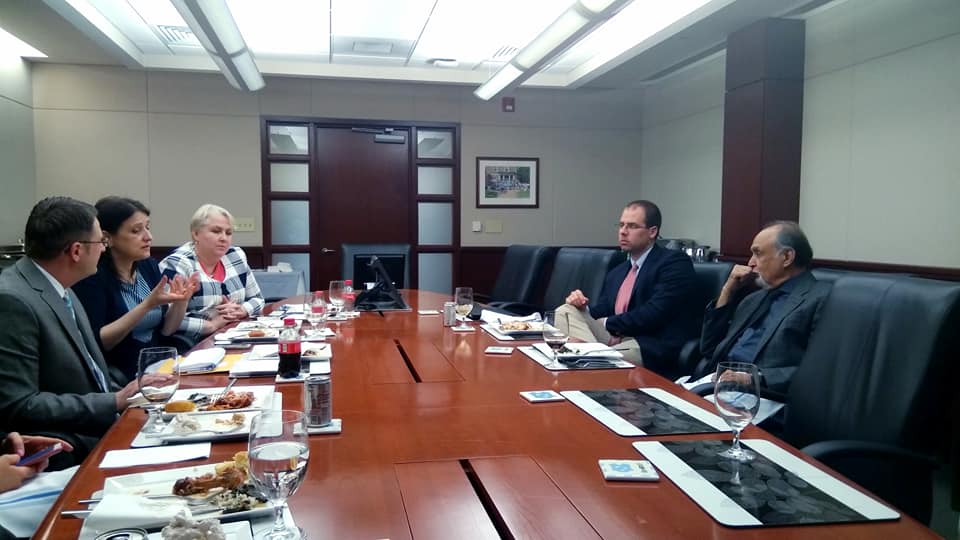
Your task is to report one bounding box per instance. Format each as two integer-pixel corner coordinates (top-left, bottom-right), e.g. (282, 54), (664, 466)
(0, 27), (47, 58)
(473, 63), (523, 100)
(513, 8), (590, 69)
(171, 0), (264, 91)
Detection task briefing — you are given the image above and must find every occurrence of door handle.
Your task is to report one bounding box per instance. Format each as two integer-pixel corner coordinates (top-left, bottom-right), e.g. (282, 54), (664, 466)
(321, 248), (336, 254)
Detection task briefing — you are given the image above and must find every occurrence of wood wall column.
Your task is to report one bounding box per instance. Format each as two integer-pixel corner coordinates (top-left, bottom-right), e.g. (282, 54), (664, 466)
(720, 18), (805, 258)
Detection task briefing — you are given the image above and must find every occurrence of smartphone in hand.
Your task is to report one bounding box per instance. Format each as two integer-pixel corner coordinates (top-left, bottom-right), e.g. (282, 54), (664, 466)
(16, 442), (63, 467)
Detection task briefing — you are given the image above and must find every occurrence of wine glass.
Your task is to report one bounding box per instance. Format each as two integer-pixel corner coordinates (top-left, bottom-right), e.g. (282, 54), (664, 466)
(137, 347), (180, 433)
(453, 287), (474, 331)
(248, 410), (310, 540)
(328, 280), (345, 318)
(542, 310), (569, 364)
(305, 291), (327, 337)
(713, 362), (761, 462)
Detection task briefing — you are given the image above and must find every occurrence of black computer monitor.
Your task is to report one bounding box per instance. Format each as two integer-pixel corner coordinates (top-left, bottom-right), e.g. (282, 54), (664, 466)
(352, 254), (405, 289)
(355, 256), (409, 311)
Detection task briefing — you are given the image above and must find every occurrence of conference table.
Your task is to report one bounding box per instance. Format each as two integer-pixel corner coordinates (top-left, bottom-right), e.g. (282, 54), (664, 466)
(35, 290), (938, 539)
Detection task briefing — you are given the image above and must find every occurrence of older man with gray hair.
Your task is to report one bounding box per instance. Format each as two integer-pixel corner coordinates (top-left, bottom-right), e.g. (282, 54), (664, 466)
(695, 221), (831, 392)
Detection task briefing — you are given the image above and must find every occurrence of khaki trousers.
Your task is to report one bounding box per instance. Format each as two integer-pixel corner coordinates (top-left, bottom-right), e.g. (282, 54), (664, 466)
(554, 304), (643, 365)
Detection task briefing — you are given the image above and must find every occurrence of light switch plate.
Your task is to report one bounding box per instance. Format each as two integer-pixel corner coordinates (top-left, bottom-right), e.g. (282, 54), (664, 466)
(234, 218), (256, 232)
(471, 221), (482, 232)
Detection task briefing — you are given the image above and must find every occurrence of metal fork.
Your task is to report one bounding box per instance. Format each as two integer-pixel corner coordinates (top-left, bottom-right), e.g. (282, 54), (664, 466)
(78, 490), (224, 506)
(209, 377), (238, 406)
(146, 422), (244, 439)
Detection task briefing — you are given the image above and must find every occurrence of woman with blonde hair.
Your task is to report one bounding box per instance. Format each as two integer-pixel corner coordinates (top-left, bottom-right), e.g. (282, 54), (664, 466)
(159, 204), (264, 345)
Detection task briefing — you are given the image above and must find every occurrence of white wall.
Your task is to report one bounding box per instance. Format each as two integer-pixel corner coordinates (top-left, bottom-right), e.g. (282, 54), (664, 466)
(0, 55), (35, 244)
(638, 54), (725, 249)
(31, 64), (644, 248)
(800, 0), (960, 267)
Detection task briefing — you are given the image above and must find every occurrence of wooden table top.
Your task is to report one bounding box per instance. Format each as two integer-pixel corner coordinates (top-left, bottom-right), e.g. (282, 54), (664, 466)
(34, 290), (938, 539)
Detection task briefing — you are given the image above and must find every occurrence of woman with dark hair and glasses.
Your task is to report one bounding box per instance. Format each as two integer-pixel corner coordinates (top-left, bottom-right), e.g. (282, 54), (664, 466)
(73, 197), (198, 382)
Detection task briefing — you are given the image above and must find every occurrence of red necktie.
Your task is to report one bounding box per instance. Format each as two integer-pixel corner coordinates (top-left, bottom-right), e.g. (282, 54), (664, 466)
(614, 263), (638, 314)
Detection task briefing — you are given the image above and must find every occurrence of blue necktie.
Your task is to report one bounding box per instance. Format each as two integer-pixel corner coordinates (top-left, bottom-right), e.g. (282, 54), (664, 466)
(63, 293), (109, 392)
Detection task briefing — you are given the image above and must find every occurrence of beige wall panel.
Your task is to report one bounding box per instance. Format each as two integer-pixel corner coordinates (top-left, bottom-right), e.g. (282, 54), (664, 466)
(147, 113), (262, 246)
(413, 95), (462, 122)
(805, 0), (960, 78)
(259, 76), (311, 117)
(640, 107), (723, 249)
(843, 35), (960, 267)
(460, 124), (642, 247)
(310, 79), (414, 120)
(33, 63), (145, 112)
(641, 53), (725, 129)
(0, 98), (35, 243)
(34, 109), (149, 203)
(799, 69), (853, 261)
(147, 71), (259, 116)
(0, 56), (32, 106)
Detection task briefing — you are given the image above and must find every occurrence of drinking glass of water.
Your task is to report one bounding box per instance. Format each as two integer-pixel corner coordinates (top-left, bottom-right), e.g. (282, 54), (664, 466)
(453, 287), (474, 331)
(137, 347), (180, 433)
(328, 280), (345, 317)
(249, 409), (310, 540)
(305, 291), (327, 336)
(542, 310), (569, 364)
(713, 362), (761, 462)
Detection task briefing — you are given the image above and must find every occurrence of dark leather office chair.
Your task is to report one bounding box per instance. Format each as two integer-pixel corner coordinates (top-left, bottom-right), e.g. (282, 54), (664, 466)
(494, 248), (622, 315)
(677, 261), (734, 375)
(781, 275), (960, 524)
(481, 245), (556, 315)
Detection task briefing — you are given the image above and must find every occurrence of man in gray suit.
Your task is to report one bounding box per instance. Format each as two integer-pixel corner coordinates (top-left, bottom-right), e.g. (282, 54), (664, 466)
(696, 221), (831, 393)
(0, 197), (168, 468)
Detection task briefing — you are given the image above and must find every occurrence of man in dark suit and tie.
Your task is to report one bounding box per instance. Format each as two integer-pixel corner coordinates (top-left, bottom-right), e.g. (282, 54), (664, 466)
(696, 221), (831, 393)
(557, 200), (698, 376)
(0, 197), (170, 468)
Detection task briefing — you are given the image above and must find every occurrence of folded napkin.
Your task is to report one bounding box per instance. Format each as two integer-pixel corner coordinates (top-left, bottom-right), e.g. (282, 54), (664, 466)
(532, 342), (624, 360)
(479, 310), (541, 325)
(78, 495), (196, 539)
(99, 443), (211, 468)
(230, 359), (279, 377)
(177, 348), (226, 373)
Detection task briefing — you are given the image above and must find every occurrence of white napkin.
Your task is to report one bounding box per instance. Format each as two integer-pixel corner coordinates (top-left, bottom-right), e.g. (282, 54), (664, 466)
(99, 443), (211, 468)
(79, 495), (194, 539)
(0, 466), (78, 537)
(247, 344), (279, 360)
(532, 342), (623, 360)
(177, 347), (226, 373)
(230, 359), (279, 377)
(479, 310), (542, 325)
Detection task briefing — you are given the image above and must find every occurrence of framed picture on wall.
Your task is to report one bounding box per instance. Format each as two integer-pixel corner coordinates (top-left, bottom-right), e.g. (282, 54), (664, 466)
(476, 157), (539, 208)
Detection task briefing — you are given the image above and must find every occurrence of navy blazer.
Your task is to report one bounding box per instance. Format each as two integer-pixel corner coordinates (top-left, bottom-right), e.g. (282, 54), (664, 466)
(589, 244), (698, 375)
(698, 271), (831, 392)
(73, 258), (166, 382)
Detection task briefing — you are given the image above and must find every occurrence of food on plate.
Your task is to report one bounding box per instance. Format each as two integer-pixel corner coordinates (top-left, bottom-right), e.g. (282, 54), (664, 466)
(213, 483), (266, 514)
(247, 329), (266, 338)
(164, 400), (197, 413)
(213, 413), (245, 428)
(171, 414), (202, 434)
(172, 467), (245, 496)
(302, 347), (326, 358)
(161, 510), (226, 540)
(500, 321), (532, 331)
(215, 451), (249, 477)
(205, 391), (255, 411)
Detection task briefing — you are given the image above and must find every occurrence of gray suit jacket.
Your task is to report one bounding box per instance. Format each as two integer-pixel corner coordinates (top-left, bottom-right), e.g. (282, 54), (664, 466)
(0, 258), (119, 463)
(698, 271), (831, 392)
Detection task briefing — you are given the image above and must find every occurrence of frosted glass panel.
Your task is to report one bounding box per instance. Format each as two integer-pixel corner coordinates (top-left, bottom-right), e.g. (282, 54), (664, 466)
(417, 166), (453, 195)
(270, 163), (309, 192)
(269, 125), (308, 155)
(417, 130), (453, 159)
(418, 202), (452, 245)
(272, 253), (310, 290)
(418, 253), (452, 294)
(271, 201), (310, 245)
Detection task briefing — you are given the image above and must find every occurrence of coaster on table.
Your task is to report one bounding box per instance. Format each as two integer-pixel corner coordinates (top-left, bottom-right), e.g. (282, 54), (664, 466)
(485, 346), (514, 355)
(418, 309), (440, 315)
(598, 459), (660, 482)
(519, 390), (565, 403)
(306, 418), (342, 435)
(275, 373), (307, 384)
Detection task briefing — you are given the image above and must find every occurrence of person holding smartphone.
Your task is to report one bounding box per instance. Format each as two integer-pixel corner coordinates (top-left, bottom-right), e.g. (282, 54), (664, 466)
(0, 432), (75, 539)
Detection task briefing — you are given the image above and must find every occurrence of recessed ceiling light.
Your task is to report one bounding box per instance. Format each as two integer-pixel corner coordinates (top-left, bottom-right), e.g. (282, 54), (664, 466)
(429, 58), (459, 68)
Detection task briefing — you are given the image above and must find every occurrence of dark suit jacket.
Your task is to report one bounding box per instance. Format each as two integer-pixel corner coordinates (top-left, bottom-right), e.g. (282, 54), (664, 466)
(0, 258), (119, 467)
(589, 244), (698, 375)
(73, 258), (166, 382)
(698, 270), (831, 392)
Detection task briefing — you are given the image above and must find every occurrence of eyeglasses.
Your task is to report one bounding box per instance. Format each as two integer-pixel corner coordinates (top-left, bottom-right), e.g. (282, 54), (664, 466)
(76, 239), (109, 247)
(617, 222), (650, 231)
